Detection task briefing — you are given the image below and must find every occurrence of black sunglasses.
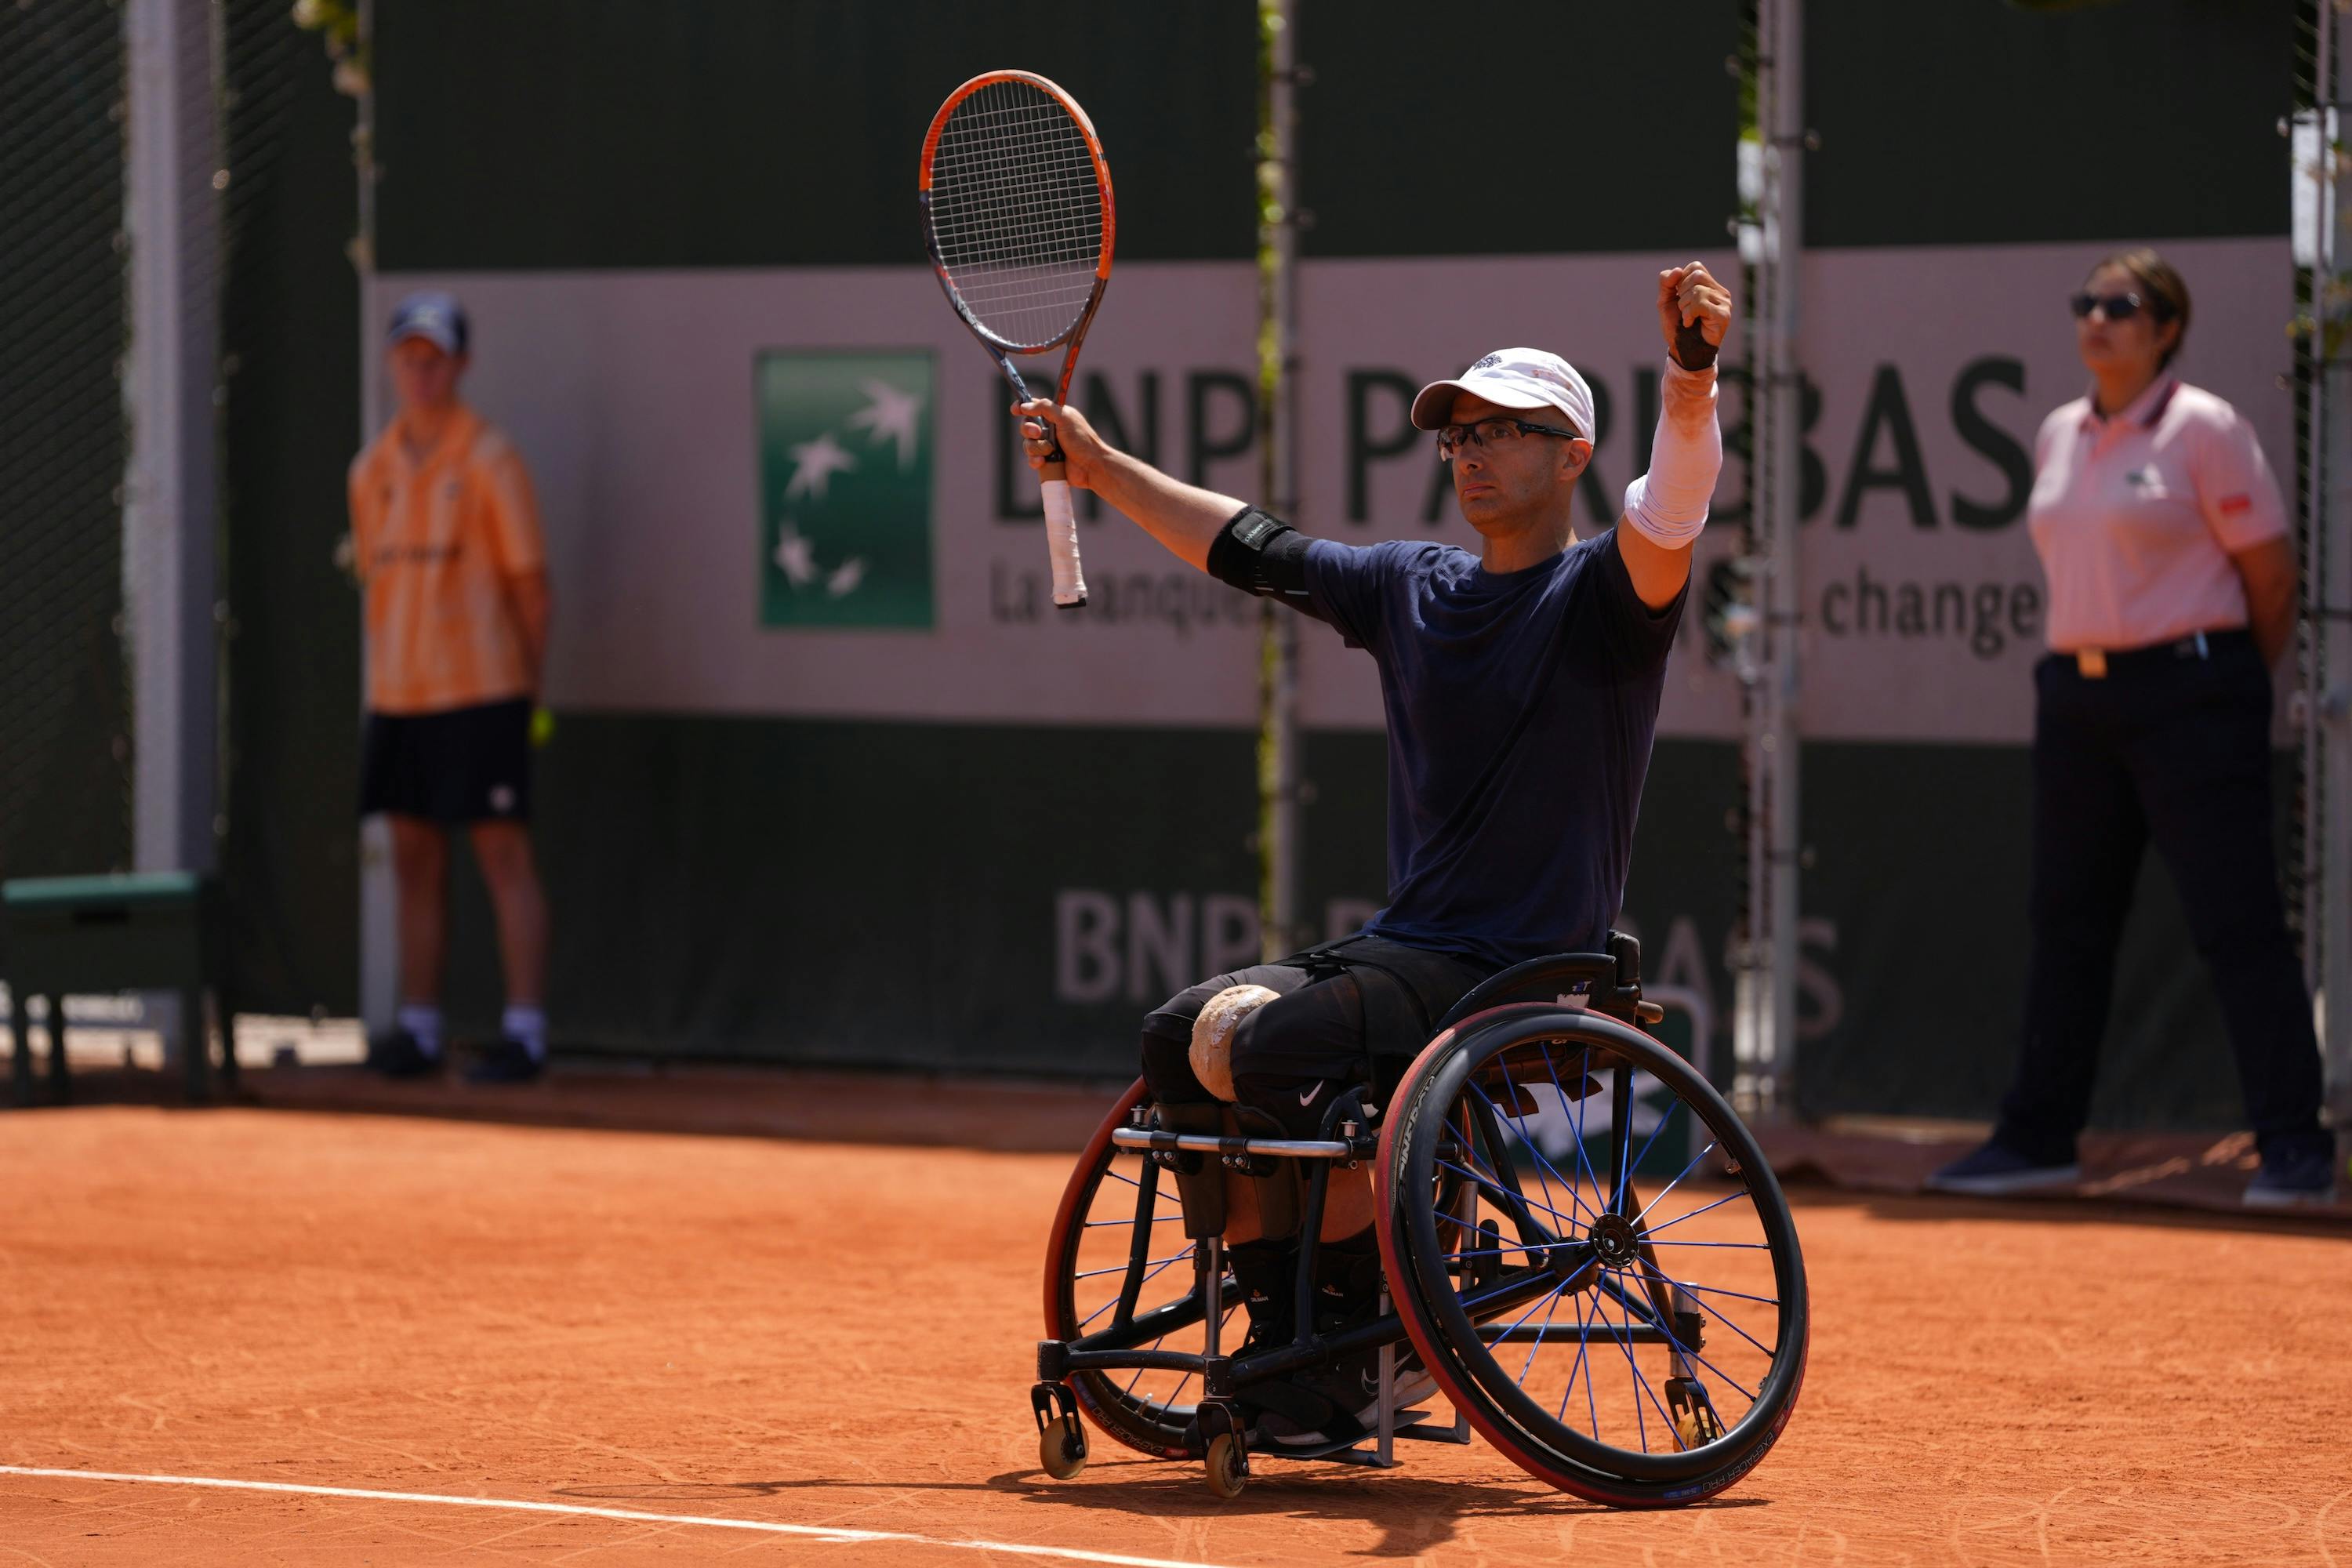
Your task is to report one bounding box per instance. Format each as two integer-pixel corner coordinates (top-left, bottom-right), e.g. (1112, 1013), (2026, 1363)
(1436, 416), (1584, 463)
(2070, 290), (2175, 324)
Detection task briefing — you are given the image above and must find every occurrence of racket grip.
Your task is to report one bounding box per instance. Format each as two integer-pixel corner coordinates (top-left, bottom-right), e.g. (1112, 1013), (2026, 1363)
(1040, 468), (1087, 608)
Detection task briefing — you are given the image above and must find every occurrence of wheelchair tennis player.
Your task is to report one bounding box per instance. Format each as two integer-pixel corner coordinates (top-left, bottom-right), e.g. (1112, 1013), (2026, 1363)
(1015, 262), (1730, 1447)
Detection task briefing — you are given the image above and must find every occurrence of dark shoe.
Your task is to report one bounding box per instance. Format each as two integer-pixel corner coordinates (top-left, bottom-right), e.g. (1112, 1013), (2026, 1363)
(1256, 1345), (1439, 1449)
(1925, 1137), (2079, 1196)
(365, 1029), (441, 1080)
(2244, 1136), (2339, 1208)
(465, 1038), (545, 1084)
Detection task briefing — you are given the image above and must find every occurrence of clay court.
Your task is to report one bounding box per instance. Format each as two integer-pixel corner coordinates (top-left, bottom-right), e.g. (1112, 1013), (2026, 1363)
(3, 1098), (2347, 1566)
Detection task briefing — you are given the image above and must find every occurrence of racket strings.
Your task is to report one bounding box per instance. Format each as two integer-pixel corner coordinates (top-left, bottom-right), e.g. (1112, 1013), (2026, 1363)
(927, 81), (1103, 350)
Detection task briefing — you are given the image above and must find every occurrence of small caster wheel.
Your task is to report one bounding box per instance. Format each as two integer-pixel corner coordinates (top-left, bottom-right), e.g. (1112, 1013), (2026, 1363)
(1203, 1432), (1248, 1500)
(1040, 1419), (1087, 1481)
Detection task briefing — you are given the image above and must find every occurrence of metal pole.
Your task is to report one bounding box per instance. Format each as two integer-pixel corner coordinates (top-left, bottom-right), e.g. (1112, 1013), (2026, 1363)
(1257, 0), (1303, 960)
(2317, 2), (2352, 1163)
(1735, 0), (1804, 1120)
(352, 0), (397, 1037)
(122, 0), (222, 876)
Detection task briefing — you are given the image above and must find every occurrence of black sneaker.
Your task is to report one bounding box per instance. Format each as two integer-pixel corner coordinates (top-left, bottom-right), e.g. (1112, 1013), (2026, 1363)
(465, 1038), (545, 1084)
(365, 1029), (441, 1080)
(2244, 1136), (2339, 1208)
(1925, 1137), (2079, 1196)
(1256, 1345), (1439, 1448)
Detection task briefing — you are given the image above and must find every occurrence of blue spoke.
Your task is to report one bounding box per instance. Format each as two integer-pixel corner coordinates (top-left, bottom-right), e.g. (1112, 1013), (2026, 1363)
(1602, 1280), (1648, 1450)
(1439, 1159), (1581, 1234)
(1486, 1062), (1594, 1225)
(1635, 1297), (1760, 1406)
(1622, 1077), (1680, 1193)
(1631, 1138), (1722, 1230)
(1122, 1331), (1167, 1397)
(1077, 1245), (1196, 1331)
(1492, 1274), (1576, 1349)
(1076, 1251), (1190, 1280)
(1574, 1289), (1602, 1439)
(1644, 1240), (1769, 1250)
(1560, 1051), (1609, 1203)
(1642, 1188), (1749, 1237)
(1084, 1214), (1181, 1228)
(1642, 1267), (1780, 1361)
(1515, 1284), (1576, 1385)
(1102, 1167), (1143, 1189)
(1554, 1290), (1587, 1421)
(1609, 1269), (1693, 1451)
(1650, 1274), (1781, 1309)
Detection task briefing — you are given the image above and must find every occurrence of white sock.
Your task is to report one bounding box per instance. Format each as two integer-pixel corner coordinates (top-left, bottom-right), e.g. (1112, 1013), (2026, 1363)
(502, 1004), (547, 1062)
(394, 1004), (444, 1059)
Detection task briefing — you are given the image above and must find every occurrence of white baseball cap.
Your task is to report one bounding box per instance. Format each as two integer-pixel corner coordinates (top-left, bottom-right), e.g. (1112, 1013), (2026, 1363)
(1411, 347), (1594, 441)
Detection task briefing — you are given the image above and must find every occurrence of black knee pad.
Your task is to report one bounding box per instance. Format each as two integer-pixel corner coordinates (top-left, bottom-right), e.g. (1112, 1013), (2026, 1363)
(1140, 1028), (1207, 1105)
(1228, 1104), (1305, 1241)
(1151, 1102), (1228, 1240)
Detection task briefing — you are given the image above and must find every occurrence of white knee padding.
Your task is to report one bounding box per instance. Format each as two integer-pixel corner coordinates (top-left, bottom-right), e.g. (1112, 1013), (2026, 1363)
(1190, 984), (1279, 1102)
(1620, 361), (1721, 549)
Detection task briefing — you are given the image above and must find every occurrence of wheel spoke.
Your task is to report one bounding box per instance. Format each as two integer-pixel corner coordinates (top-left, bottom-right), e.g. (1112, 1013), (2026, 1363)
(1621, 1078), (1681, 1192)
(1643, 1239), (1769, 1250)
(1487, 1062), (1597, 1225)
(1555, 1048), (1611, 1203)
(1629, 1138), (1722, 1230)
(1439, 1158), (1580, 1234)
(1076, 1251), (1191, 1280)
(1640, 1264), (1780, 1361)
(1610, 1269), (1693, 1451)
(1641, 1187), (1749, 1237)
(1647, 1274), (1781, 1309)
(1078, 1244), (1196, 1332)
(1602, 1274), (1653, 1452)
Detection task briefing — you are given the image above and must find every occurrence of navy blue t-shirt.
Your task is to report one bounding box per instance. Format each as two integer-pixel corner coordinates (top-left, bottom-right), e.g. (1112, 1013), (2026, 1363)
(1303, 531), (1686, 970)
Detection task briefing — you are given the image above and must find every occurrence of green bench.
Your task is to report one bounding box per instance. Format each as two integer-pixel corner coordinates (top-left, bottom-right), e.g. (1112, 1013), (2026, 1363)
(2, 873), (238, 1106)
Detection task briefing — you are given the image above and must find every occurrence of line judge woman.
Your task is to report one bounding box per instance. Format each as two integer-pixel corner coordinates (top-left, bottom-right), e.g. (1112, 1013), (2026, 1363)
(1931, 248), (2336, 1207)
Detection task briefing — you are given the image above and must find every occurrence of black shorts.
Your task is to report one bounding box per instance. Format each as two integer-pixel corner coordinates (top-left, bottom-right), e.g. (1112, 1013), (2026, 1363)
(359, 698), (533, 824)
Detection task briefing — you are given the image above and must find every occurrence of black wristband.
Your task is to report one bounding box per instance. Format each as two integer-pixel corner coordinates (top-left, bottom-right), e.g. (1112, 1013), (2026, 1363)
(1671, 317), (1718, 372)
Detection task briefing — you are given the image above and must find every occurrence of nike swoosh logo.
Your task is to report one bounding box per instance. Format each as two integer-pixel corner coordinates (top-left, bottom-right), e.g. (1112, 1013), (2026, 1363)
(1298, 1082), (1324, 1108)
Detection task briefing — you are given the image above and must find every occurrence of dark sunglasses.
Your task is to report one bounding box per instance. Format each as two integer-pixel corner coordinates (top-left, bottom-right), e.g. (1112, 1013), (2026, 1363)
(1436, 416), (1584, 463)
(2070, 290), (2175, 324)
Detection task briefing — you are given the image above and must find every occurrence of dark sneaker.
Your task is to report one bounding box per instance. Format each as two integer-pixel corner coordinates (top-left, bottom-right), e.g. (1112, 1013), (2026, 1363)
(465, 1038), (545, 1084)
(1257, 1345), (1439, 1449)
(365, 1029), (441, 1080)
(2244, 1137), (2339, 1208)
(1924, 1138), (2079, 1196)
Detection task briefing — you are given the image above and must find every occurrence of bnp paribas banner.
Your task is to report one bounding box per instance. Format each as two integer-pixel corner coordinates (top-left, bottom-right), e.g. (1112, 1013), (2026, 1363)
(373, 236), (2290, 746)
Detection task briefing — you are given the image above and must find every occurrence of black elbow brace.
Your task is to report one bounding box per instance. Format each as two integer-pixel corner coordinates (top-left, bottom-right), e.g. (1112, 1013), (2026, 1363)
(1206, 505), (1313, 603)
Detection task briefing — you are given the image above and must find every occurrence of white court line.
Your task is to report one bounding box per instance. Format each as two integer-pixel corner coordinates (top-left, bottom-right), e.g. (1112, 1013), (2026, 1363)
(0, 1465), (1238, 1568)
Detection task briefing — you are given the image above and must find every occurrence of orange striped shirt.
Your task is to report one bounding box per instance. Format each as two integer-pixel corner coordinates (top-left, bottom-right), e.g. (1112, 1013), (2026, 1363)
(349, 405), (546, 715)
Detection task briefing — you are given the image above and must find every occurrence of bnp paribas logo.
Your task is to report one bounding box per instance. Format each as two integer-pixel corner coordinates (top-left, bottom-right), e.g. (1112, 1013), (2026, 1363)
(756, 350), (934, 629)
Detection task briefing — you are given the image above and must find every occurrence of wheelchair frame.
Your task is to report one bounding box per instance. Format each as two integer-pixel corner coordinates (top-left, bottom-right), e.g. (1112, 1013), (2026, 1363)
(1033, 942), (1708, 1498)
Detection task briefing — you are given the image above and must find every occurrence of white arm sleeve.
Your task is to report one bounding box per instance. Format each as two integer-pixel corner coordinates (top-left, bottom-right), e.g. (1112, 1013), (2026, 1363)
(1620, 361), (1722, 549)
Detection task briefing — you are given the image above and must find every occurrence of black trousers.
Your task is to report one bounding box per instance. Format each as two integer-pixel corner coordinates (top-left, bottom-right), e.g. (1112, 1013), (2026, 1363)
(1139, 934), (1489, 1138)
(1996, 633), (2326, 1159)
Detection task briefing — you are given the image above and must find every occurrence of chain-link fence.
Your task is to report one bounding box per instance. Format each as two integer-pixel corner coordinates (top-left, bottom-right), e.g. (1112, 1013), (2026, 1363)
(0, 0), (135, 882)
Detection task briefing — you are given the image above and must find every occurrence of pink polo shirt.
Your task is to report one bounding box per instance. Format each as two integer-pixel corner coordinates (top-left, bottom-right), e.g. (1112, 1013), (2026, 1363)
(2025, 376), (2286, 653)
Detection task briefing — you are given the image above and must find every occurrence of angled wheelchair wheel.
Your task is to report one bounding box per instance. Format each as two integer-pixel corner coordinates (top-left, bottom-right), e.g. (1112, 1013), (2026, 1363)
(1042, 1080), (1236, 1460)
(1374, 1005), (1809, 1508)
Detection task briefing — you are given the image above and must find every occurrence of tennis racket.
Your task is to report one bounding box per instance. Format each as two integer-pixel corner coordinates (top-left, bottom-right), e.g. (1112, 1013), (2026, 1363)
(919, 70), (1115, 608)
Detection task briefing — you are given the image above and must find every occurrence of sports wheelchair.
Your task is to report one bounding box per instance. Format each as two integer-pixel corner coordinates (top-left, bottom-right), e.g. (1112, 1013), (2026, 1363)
(1030, 935), (1809, 1507)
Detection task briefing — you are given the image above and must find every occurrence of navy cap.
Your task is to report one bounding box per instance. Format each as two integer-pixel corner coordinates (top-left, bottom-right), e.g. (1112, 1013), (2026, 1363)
(387, 290), (469, 355)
